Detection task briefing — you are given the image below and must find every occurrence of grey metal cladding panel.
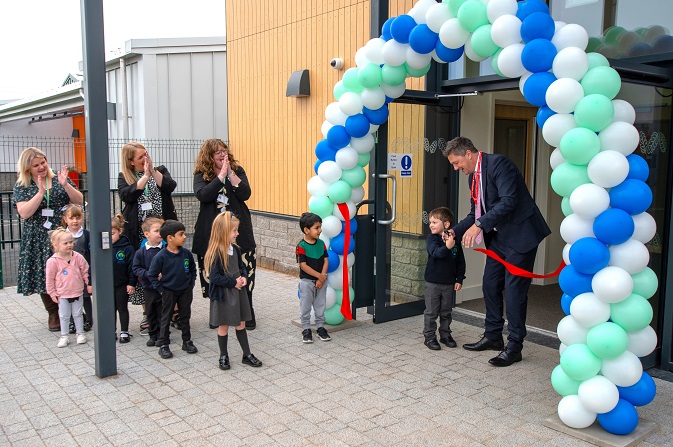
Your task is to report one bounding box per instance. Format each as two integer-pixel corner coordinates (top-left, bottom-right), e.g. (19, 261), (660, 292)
(106, 69), (120, 139)
(191, 52), (215, 139)
(167, 53), (193, 139)
(156, 54), (171, 139)
(213, 52), (228, 140)
(129, 62), (140, 138)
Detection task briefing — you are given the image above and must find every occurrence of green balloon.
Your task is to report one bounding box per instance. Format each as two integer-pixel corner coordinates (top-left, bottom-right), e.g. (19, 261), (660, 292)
(587, 322), (628, 359)
(610, 293), (653, 332)
(457, 0), (488, 33)
(560, 343), (602, 381)
(327, 180), (352, 204)
(357, 152), (371, 167)
(634, 27), (648, 38)
(309, 195), (334, 219)
(342, 67), (364, 93)
(586, 52), (610, 71)
(561, 197), (573, 216)
(333, 81), (347, 101)
(603, 26), (626, 46)
(324, 304), (345, 325)
(448, 0), (468, 17)
(491, 49), (504, 77)
(341, 166), (367, 187)
(550, 162), (591, 197)
(335, 286), (355, 305)
(381, 64), (407, 86)
(581, 66), (622, 99)
(471, 25), (498, 58)
(559, 127), (601, 165)
(631, 267), (658, 299)
(405, 62), (431, 78)
(358, 63), (383, 89)
(574, 94), (614, 132)
(551, 365), (582, 396)
(586, 37), (602, 53)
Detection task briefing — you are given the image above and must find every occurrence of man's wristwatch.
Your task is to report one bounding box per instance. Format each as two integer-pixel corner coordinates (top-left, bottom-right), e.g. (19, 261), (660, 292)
(474, 219), (482, 228)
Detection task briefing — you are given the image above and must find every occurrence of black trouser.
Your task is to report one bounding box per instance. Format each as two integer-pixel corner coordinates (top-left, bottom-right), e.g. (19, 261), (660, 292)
(144, 288), (162, 339)
(114, 285), (130, 332)
(157, 288), (192, 346)
(82, 296), (93, 324)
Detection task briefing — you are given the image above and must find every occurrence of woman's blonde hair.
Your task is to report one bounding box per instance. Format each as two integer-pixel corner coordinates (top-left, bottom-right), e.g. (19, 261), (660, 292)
(120, 141), (146, 185)
(61, 204), (84, 228)
(193, 138), (239, 182)
(203, 212), (239, 279)
(50, 227), (71, 252)
(16, 147), (55, 188)
(111, 214), (125, 232)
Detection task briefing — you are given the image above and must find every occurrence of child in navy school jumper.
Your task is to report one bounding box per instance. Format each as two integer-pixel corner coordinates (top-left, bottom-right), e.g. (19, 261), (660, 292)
(423, 207), (466, 351)
(111, 214), (137, 343)
(148, 219), (198, 359)
(132, 217), (165, 348)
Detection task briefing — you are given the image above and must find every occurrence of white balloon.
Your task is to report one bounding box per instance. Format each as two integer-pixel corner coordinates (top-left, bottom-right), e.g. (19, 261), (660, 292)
(327, 267), (343, 290)
(562, 243), (571, 265)
(569, 183), (610, 219)
(321, 120), (334, 138)
(325, 286), (337, 308)
(612, 99), (636, 124)
(439, 18), (470, 49)
(490, 15), (522, 48)
(601, 350), (643, 387)
(587, 150), (629, 188)
(609, 239), (650, 274)
(369, 123), (380, 134)
(552, 47), (589, 81)
(411, 0), (435, 24)
(631, 212), (656, 244)
(578, 376), (620, 414)
(559, 342), (568, 356)
(464, 38), (487, 62)
(350, 186), (365, 203)
(335, 146), (359, 170)
(317, 160), (342, 184)
(350, 133), (375, 154)
(554, 21), (567, 33)
(333, 201), (356, 221)
(557, 315), (589, 346)
(552, 24), (589, 51)
(347, 252), (355, 268)
(307, 175), (329, 197)
(487, 0), (518, 23)
(382, 40), (408, 66)
(592, 266), (634, 304)
(598, 122), (639, 155)
(355, 47), (371, 67)
(497, 43), (526, 78)
(325, 102), (348, 125)
(560, 214), (595, 244)
(319, 232), (331, 248)
(545, 78), (584, 114)
(542, 114), (577, 148)
(550, 148), (566, 170)
(381, 81), (406, 99)
(570, 293), (611, 328)
(338, 92), (363, 116)
(360, 87), (386, 110)
(322, 215), (343, 238)
(558, 395), (597, 429)
(406, 46), (433, 68)
(364, 38), (386, 65)
(426, 3), (454, 33)
(627, 325), (657, 357)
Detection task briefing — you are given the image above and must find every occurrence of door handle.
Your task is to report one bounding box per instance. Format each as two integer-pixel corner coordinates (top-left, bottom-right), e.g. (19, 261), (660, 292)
(377, 174), (396, 225)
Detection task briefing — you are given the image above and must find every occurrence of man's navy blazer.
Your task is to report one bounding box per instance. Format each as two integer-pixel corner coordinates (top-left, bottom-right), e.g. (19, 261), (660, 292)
(453, 153), (551, 254)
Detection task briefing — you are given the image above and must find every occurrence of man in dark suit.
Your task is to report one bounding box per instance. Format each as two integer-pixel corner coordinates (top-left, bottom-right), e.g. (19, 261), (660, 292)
(444, 137), (551, 366)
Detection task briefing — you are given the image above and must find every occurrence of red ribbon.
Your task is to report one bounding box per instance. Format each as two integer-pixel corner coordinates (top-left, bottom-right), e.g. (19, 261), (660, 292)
(336, 203), (353, 320)
(473, 248), (566, 278)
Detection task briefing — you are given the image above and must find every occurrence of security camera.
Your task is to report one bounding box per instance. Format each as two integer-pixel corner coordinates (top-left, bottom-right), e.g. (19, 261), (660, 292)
(330, 58), (344, 70)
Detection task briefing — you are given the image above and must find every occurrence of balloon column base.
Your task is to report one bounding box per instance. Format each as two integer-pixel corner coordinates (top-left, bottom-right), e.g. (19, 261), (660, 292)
(542, 414), (657, 447)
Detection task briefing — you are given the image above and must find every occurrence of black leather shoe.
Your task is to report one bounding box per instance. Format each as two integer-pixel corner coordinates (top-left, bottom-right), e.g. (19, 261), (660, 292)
(182, 340), (198, 354)
(463, 336), (504, 352)
(488, 349), (522, 367)
(245, 320), (256, 331)
(242, 354), (262, 367)
(424, 338), (441, 350)
(219, 355), (230, 370)
(159, 345), (173, 359)
(146, 338), (157, 347)
(439, 335), (457, 348)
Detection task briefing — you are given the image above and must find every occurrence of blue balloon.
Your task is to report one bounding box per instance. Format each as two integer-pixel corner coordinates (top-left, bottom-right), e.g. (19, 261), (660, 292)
(326, 249), (340, 273)
(522, 72), (556, 107)
(362, 105), (389, 125)
(516, 0), (550, 21)
(626, 154), (649, 182)
(385, 95), (395, 104)
(315, 139), (338, 162)
(628, 42), (652, 57)
(345, 114), (371, 138)
(326, 125), (351, 149)
(520, 12), (555, 43)
(390, 15), (416, 44)
(330, 233), (356, 254)
(560, 293), (574, 315)
(609, 179), (653, 215)
(381, 17), (395, 41)
(559, 265), (594, 298)
(341, 218), (358, 235)
(653, 34), (673, 53)
(536, 105), (556, 129)
(409, 24), (438, 54)
(568, 237), (610, 274)
(435, 41), (464, 63)
(521, 38), (557, 73)
(618, 372), (657, 407)
(593, 208), (634, 245)
(314, 159), (323, 175)
(597, 399), (639, 435)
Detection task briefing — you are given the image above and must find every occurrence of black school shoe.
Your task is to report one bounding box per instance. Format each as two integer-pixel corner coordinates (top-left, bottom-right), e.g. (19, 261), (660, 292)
(242, 354), (262, 367)
(146, 337), (158, 347)
(182, 340), (198, 354)
(302, 329), (313, 343)
(439, 335), (457, 348)
(424, 338), (441, 350)
(159, 345), (173, 359)
(219, 355), (230, 370)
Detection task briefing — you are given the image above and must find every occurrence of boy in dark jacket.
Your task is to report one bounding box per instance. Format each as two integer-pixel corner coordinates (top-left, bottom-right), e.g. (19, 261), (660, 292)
(111, 214), (137, 343)
(423, 207), (466, 350)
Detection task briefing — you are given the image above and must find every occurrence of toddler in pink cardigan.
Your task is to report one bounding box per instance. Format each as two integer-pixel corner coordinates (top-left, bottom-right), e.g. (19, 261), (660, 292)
(46, 228), (92, 348)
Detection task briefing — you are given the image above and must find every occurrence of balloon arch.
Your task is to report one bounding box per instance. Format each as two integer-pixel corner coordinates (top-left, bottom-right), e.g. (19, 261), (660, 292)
(307, 0), (658, 435)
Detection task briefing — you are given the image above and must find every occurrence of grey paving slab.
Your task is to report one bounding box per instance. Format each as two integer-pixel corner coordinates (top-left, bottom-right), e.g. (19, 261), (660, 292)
(1, 268), (673, 446)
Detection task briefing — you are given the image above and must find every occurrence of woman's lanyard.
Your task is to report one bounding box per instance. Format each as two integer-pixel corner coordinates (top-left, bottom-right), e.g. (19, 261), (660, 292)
(45, 177), (50, 208)
(136, 172), (150, 197)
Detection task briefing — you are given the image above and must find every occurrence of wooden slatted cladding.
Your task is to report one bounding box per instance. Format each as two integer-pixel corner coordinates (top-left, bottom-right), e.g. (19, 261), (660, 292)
(226, 0), (425, 233)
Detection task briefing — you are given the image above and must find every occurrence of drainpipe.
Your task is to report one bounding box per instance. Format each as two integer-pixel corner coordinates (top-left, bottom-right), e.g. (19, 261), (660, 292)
(120, 57), (129, 139)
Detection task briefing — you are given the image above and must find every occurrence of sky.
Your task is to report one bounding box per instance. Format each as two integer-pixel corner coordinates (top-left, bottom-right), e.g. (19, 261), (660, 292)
(0, 0), (226, 101)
